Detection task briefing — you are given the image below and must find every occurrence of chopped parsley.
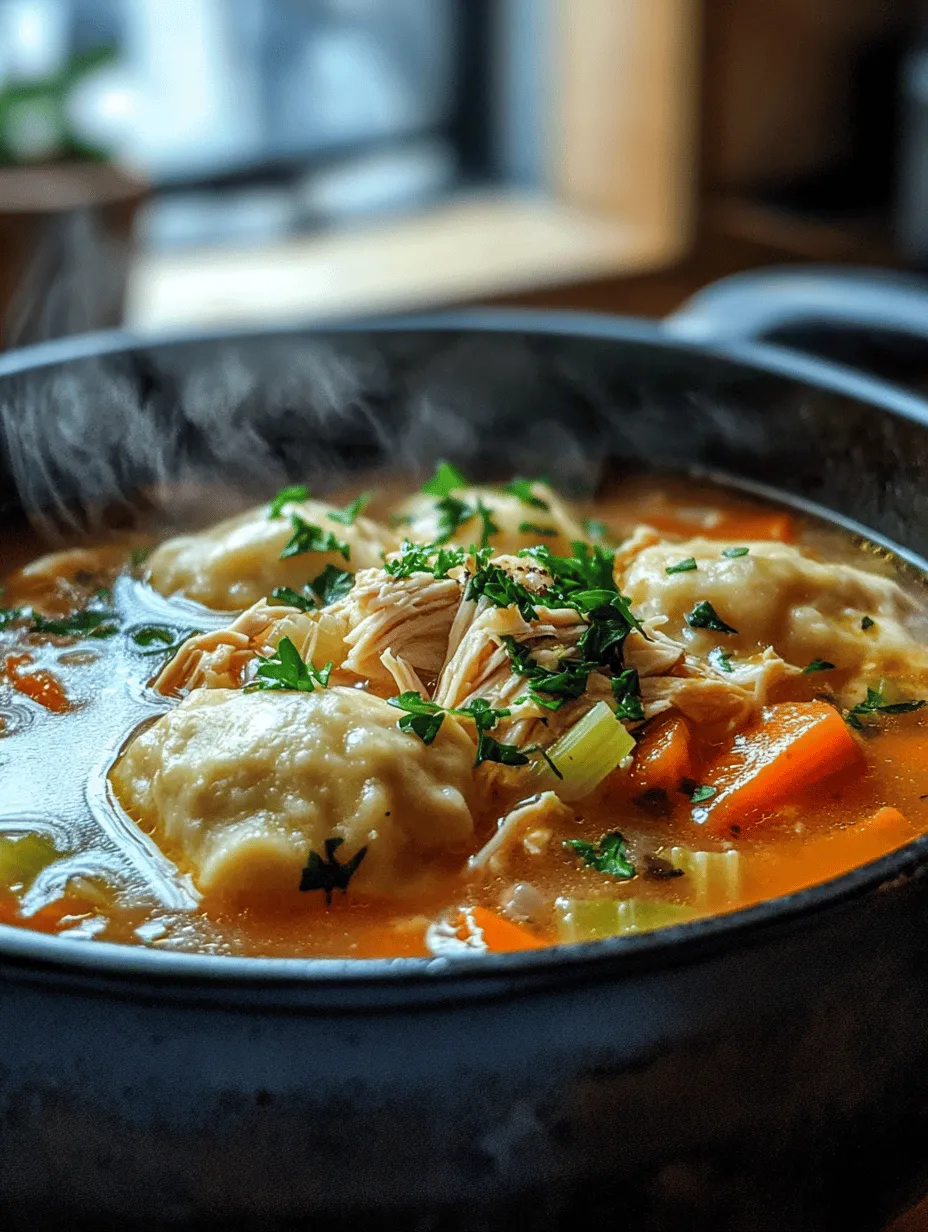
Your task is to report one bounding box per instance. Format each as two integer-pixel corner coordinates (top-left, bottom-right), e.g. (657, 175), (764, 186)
(505, 477), (549, 510)
(388, 691), (527, 767)
(433, 495), (474, 543)
(709, 647), (734, 673)
(686, 601), (738, 634)
(861, 615), (876, 631)
(388, 691), (447, 744)
(328, 491), (373, 526)
(803, 659), (835, 674)
(280, 515), (350, 561)
(501, 635), (590, 711)
(611, 667), (644, 722)
(666, 557), (697, 574)
(131, 625), (176, 648)
(0, 604), (24, 629)
(269, 484), (310, 518)
(582, 518), (608, 542)
(846, 686), (926, 730)
(270, 585), (316, 613)
(518, 522), (557, 537)
(466, 554), (539, 622)
(247, 636), (332, 693)
(310, 564), (354, 606)
(31, 609), (119, 639)
(475, 499), (499, 548)
(564, 831), (635, 880)
(722, 546), (749, 559)
(299, 837), (367, 904)
(422, 460), (468, 497)
(383, 541), (466, 580)
(690, 784), (717, 804)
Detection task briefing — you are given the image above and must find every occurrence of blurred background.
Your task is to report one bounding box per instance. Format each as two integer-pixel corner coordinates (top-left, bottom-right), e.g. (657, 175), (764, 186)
(0, 0), (925, 345)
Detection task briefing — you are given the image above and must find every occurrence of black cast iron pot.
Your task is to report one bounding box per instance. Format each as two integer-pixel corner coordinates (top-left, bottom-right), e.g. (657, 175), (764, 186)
(4, 269), (928, 1232)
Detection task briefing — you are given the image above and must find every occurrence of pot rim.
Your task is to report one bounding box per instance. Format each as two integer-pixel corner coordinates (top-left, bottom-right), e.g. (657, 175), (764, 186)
(2, 307), (928, 993)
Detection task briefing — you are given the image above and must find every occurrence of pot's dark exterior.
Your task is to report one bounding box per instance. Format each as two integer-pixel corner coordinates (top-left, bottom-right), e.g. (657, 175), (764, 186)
(4, 309), (928, 1230)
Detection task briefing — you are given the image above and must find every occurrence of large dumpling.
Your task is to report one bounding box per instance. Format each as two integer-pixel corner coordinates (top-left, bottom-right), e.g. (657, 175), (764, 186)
(111, 687), (477, 902)
(619, 537), (928, 676)
(147, 495), (397, 611)
(392, 480), (587, 557)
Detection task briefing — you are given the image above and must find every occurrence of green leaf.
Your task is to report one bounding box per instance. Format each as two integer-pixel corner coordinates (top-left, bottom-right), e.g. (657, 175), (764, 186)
(476, 499), (500, 548)
(861, 615), (876, 630)
(310, 565), (354, 606)
(518, 521), (557, 537)
(709, 647), (733, 673)
(131, 625), (176, 648)
(466, 559), (539, 622)
(803, 659), (835, 674)
(564, 831), (635, 879)
(270, 585), (317, 613)
(249, 636), (332, 693)
(269, 484), (310, 518)
(31, 608), (119, 639)
(432, 494), (474, 543)
(422, 460), (468, 497)
(501, 635), (590, 710)
(611, 667), (644, 722)
(686, 601), (738, 635)
(846, 685), (925, 728)
(328, 491), (374, 526)
(666, 557), (697, 574)
(722, 546), (749, 558)
(505, 477), (549, 510)
(687, 783), (717, 804)
(452, 696), (523, 767)
(0, 604), (24, 630)
(388, 691), (447, 744)
(280, 515), (350, 562)
(299, 837), (367, 904)
(384, 541), (466, 580)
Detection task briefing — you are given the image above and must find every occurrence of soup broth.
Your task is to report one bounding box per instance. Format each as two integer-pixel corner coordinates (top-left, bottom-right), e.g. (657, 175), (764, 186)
(2, 471), (927, 958)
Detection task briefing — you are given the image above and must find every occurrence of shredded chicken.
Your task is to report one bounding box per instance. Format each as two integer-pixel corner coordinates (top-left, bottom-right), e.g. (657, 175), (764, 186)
(469, 791), (574, 873)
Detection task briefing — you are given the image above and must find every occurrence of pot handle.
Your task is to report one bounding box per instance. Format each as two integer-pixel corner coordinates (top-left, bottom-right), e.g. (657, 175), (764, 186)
(665, 266), (928, 346)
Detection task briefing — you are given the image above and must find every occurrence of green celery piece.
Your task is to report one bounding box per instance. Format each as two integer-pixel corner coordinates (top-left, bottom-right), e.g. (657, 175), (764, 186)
(554, 896), (697, 942)
(0, 832), (60, 894)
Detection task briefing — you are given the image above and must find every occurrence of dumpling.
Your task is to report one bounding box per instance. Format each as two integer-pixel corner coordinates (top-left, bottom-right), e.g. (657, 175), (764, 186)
(110, 687), (477, 902)
(392, 480), (587, 556)
(619, 537), (928, 677)
(147, 495), (397, 611)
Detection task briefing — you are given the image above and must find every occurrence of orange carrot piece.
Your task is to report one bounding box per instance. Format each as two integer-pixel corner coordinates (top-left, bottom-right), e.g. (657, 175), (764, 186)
(702, 701), (863, 836)
(630, 715), (694, 792)
(466, 907), (547, 952)
(4, 654), (70, 713)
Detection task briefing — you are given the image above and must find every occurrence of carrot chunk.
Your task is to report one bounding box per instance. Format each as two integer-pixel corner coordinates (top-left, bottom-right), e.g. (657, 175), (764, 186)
(643, 510), (796, 544)
(702, 701), (863, 836)
(466, 907), (547, 952)
(4, 653), (70, 713)
(630, 715), (694, 792)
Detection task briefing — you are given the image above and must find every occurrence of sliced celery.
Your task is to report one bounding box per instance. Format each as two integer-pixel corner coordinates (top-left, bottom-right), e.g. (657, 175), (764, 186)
(667, 846), (740, 907)
(544, 701), (635, 802)
(0, 831), (60, 895)
(554, 895), (697, 942)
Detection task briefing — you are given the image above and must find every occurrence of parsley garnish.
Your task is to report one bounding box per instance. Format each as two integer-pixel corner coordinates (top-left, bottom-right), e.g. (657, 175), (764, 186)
(689, 784), (717, 804)
(388, 691), (447, 744)
(502, 635), (590, 711)
(846, 686), (926, 729)
(31, 609), (119, 639)
(722, 546), (749, 558)
(861, 615), (876, 630)
(666, 557), (697, 574)
(248, 637), (332, 693)
(280, 515), (350, 562)
(433, 495), (474, 543)
(270, 585), (316, 612)
(388, 691), (526, 767)
(564, 831), (635, 879)
(328, 491), (373, 526)
(611, 667), (644, 721)
(269, 484), (310, 518)
(129, 546), (153, 568)
(519, 521), (557, 537)
(0, 604), (24, 629)
(582, 518), (608, 541)
(466, 555), (539, 622)
(505, 478), (549, 510)
(131, 625), (176, 648)
(310, 564), (354, 606)
(709, 647), (733, 673)
(384, 541), (466, 580)
(686, 601), (738, 634)
(299, 837), (367, 904)
(476, 499), (499, 548)
(422, 460), (468, 498)
(803, 659), (835, 674)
